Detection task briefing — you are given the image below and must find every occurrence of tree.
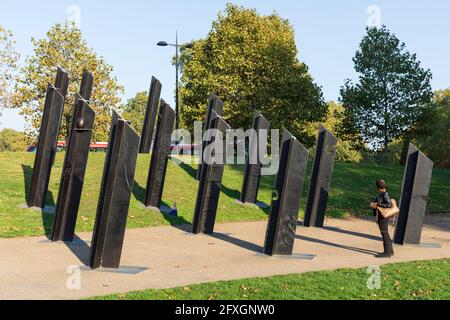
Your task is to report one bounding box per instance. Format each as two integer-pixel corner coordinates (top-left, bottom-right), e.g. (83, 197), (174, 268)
(307, 101), (363, 163)
(0, 128), (30, 152)
(14, 22), (124, 141)
(121, 91), (148, 134)
(179, 4), (326, 147)
(413, 89), (450, 168)
(339, 26), (433, 151)
(0, 25), (20, 120)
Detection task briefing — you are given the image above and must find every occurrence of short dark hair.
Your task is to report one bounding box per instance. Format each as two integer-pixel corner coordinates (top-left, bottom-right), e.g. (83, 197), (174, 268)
(376, 179), (386, 189)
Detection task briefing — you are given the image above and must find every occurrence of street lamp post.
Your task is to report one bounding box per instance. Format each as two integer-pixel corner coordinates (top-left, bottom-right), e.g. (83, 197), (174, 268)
(157, 32), (193, 132)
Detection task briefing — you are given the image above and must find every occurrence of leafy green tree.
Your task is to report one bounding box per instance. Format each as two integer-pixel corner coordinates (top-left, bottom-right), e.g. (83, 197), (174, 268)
(339, 26), (433, 151)
(308, 101), (363, 163)
(0, 25), (20, 120)
(14, 22), (124, 141)
(0, 128), (31, 152)
(179, 4), (326, 146)
(121, 91), (148, 134)
(413, 89), (450, 167)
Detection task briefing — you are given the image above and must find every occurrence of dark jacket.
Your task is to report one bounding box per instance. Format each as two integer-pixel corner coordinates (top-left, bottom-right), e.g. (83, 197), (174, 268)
(373, 191), (392, 217)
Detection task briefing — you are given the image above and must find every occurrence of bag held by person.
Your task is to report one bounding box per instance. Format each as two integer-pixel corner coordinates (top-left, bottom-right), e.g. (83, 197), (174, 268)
(378, 199), (399, 219)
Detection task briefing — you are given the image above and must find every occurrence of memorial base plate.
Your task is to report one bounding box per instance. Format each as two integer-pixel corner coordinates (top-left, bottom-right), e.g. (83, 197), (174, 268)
(144, 204), (173, 214)
(401, 243), (441, 249)
(18, 204), (55, 214)
(256, 253), (316, 260)
(80, 266), (148, 274)
(38, 239), (91, 246)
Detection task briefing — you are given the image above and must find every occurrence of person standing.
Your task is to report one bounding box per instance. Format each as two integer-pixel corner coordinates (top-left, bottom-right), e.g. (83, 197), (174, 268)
(370, 179), (395, 258)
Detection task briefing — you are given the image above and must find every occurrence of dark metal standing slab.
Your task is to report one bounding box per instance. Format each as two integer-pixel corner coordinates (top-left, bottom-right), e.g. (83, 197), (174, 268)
(77, 70), (94, 103)
(51, 99), (95, 242)
(240, 113), (270, 204)
(27, 68), (69, 208)
(144, 100), (176, 208)
(54, 67), (70, 99)
(192, 111), (230, 234)
(394, 143), (433, 245)
(139, 77), (162, 154)
(89, 118), (140, 269)
(264, 129), (309, 256)
(303, 125), (337, 228)
(196, 95), (223, 180)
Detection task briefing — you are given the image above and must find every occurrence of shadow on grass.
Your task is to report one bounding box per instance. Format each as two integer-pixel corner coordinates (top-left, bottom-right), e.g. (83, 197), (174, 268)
(21, 164), (55, 239)
(220, 184), (241, 200)
(176, 160), (197, 180)
(175, 158), (272, 215)
(160, 199), (192, 231)
(295, 234), (379, 256)
(132, 180), (192, 230)
(132, 179), (146, 205)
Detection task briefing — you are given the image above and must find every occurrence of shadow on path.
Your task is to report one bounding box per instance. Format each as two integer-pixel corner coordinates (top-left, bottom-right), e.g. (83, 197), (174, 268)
(295, 234), (379, 256)
(211, 232), (263, 254)
(21, 164), (55, 239)
(423, 214), (450, 232)
(63, 234), (91, 265)
(323, 226), (382, 242)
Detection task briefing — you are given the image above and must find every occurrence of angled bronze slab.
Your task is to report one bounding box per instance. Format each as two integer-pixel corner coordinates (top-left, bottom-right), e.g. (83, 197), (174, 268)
(264, 129), (309, 256)
(51, 99), (95, 242)
(196, 95), (223, 180)
(240, 113), (270, 204)
(78, 70), (93, 102)
(89, 116), (140, 269)
(394, 143), (433, 245)
(303, 125), (337, 228)
(28, 68), (69, 208)
(144, 100), (175, 208)
(192, 111), (230, 234)
(140, 76), (162, 154)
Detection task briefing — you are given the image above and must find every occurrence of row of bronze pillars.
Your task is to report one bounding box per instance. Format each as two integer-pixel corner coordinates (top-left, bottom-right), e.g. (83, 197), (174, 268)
(27, 68), (433, 269)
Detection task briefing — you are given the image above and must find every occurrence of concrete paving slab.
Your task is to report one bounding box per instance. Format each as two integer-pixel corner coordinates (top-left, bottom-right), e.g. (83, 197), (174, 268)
(0, 216), (449, 300)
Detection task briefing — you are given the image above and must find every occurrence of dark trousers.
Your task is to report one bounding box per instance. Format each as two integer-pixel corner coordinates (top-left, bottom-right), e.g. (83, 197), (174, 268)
(377, 214), (394, 254)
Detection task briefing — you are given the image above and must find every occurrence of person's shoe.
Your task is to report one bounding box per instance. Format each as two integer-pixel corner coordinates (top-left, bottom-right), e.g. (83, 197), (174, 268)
(375, 252), (393, 258)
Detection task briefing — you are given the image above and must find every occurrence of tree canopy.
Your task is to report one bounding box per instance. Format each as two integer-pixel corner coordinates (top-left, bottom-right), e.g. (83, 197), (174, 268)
(0, 128), (30, 152)
(121, 91), (148, 134)
(413, 89), (450, 167)
(14, 22), (124, 141)
(179, 4), (326, 147)
(339, 26), (433, 151)
(0, 25), (20, 120)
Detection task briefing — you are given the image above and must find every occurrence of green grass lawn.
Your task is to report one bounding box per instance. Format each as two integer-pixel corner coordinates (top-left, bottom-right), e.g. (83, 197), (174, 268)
(0, 152), (449, 238)
(92, 259), (450, 300)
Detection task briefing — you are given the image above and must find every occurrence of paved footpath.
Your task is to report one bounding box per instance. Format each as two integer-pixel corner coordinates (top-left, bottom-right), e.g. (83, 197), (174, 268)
(1, 215), (449, 300)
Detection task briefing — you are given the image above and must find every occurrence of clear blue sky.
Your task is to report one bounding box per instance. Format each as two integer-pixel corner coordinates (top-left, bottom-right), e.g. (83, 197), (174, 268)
(1, 0), (449, 131)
